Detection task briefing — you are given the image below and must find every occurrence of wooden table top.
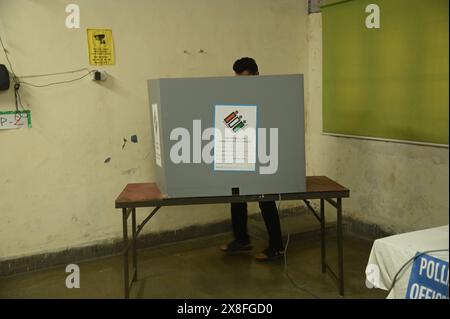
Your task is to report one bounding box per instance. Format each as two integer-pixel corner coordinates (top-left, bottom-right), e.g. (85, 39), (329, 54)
(115, 176), (349, 209)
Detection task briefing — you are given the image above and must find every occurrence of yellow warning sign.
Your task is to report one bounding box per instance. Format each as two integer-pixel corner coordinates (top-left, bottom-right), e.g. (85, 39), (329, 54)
(87, 29), (115, 66)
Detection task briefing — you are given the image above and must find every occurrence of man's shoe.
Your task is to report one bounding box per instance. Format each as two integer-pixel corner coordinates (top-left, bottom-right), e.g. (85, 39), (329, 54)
(220, 240), (253, 252)
(254, 247), (285, 261)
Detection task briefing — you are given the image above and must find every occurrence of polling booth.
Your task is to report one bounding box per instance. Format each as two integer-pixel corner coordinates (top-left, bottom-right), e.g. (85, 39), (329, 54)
(147, 74), (306, 197)
(115, 74), (350, 298)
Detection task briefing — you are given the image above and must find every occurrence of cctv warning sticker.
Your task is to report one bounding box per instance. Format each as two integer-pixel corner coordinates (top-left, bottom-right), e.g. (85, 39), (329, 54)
(87, 29), (115, 66)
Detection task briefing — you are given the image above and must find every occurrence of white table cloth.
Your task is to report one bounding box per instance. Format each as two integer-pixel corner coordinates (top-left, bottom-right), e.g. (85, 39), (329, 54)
(366, 225), (449, 299)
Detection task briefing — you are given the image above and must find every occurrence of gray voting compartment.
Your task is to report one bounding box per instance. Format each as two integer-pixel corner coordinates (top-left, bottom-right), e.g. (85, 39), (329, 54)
(148, 74), (306, 197)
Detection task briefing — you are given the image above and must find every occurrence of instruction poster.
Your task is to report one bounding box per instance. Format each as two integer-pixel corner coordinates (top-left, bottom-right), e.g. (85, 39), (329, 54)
(87, 29), (115, 66)
(0, 111), (31, 130)
(152, 104), (162, 167)
(214, 105), (257, 171)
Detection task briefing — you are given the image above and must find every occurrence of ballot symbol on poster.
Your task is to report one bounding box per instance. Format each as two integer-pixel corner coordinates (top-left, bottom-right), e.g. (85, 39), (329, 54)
(223, 111), (247, 133)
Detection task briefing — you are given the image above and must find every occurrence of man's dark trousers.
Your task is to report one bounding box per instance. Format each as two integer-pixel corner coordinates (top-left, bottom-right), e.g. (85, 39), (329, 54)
(230, 201), (283, 251)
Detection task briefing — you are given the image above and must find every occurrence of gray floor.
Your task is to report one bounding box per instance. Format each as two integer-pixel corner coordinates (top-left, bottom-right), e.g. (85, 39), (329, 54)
(0, 218), (387, 299)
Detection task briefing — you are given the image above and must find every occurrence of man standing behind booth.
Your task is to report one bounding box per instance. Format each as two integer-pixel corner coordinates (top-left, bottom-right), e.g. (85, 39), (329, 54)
(220, 57), (284, 261)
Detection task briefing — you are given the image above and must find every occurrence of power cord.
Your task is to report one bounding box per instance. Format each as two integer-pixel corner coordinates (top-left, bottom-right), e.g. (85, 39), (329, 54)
(19, 70), (95, 88)
(278, 194), (322, 299)
(16, 68), (92, 79)
(2, 32), (95, 115)
(1, 34), (94, 89)
(15, 86), (26, 111)
(13, 83), (25, 117)
(386, 248), (449, 297)
(0, 34), (18, 84)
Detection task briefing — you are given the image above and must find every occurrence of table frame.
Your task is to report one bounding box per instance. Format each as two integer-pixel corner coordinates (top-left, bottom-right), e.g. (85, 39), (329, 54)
(116, 177), (349, 299)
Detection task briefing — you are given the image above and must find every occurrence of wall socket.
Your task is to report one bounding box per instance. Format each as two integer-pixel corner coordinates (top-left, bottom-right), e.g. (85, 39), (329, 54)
(91, 70), (108, 81)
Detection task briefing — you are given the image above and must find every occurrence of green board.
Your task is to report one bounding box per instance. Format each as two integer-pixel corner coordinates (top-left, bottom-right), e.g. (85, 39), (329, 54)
(322, 0), (449, 145)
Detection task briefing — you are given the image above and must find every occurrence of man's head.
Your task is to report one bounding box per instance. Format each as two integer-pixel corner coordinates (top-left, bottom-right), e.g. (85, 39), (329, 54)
(233, 57), (259, 76)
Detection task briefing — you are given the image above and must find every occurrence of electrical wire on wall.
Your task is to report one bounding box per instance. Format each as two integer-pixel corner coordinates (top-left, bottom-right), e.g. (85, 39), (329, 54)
(1, 33), (23, 116)
(16, 68), (92, 79)
(0, 33), (18, 84)
(1, 33), (94, 113)
(19, 69), (95, 88)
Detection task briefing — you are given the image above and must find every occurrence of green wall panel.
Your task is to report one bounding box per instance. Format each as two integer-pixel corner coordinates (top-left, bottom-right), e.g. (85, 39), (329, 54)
(322, 0), (449, 145)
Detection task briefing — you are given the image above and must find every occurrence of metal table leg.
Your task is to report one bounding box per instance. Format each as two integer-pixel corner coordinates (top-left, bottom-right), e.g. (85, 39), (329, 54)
(122, 206), (161, 299)
(122, 208), (130, 299)
(320, 198), (326, 273)
(337, 198), (344, 296)
(132, 208), (138, 283)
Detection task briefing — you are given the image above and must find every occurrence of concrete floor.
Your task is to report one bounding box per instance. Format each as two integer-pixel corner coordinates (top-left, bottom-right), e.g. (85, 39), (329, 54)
(0, 226), (387, 299)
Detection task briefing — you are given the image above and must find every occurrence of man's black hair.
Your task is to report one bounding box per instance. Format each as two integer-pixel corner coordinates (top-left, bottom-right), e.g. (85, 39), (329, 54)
(233, 57), (259, 75)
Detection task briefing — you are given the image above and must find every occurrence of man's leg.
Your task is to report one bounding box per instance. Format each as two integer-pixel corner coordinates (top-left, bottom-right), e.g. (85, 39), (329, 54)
(220, 202), (251, 252)
(231, 202), (250, 244)
(259, 201), (284, 251)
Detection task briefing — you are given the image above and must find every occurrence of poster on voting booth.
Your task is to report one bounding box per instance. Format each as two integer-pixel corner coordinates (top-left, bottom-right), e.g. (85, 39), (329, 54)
(213, 105), (257, 172)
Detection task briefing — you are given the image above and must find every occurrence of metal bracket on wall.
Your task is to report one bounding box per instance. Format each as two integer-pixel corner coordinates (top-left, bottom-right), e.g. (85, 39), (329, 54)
(309, 0), (323, 14)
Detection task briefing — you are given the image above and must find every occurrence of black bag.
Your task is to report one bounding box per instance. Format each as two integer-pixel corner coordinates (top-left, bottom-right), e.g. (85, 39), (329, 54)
(0, 64), (10, 91)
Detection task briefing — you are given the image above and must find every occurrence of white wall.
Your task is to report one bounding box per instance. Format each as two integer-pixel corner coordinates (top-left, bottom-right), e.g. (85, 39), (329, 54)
(0, 0), (309, 260)
(1, 1), (447, 262)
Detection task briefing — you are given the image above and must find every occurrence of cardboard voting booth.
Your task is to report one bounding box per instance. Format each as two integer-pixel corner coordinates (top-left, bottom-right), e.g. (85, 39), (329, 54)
(148, 74), (306, 197)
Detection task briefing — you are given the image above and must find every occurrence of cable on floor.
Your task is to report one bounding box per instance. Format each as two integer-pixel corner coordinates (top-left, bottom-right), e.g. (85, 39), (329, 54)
(278, 194), (322, 299)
